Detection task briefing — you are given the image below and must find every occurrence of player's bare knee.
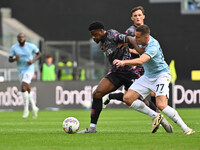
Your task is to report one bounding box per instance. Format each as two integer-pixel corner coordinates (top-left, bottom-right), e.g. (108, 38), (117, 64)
(156, 96), (168, 110)
(93, 90), (103, 98)
(150, 92), (156, 97)
(21, 85), (27, 92)
(156, 103), (167, 111)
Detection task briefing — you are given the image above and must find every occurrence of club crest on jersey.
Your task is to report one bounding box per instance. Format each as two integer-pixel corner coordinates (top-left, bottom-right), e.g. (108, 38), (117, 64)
(118, 35), (124, 40)
(104, 49), (112, 56)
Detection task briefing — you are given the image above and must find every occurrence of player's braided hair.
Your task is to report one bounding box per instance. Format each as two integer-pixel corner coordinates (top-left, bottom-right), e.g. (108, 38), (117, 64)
(88, 21), (104, 31)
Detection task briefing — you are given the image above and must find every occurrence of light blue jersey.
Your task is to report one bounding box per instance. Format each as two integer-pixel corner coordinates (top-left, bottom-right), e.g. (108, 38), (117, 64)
(9, 42), (39, 75)
(142, 36), (170, 78)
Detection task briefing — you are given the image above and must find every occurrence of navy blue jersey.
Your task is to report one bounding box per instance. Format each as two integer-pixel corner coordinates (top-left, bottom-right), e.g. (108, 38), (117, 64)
(125, 25), (137, 37)
(125, 25), (144, 76)
(100, 29), (133, 72)
(125, 25), (139, 59)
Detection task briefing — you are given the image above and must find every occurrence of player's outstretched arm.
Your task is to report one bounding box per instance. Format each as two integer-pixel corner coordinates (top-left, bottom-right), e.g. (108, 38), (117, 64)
(113, 53), (150, 67)
(126, 36), (145, 55)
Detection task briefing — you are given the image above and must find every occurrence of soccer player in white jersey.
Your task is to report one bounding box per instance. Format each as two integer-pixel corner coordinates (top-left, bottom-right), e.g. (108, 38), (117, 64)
(114, 25), (195, 135)
(9, 33), (41, 119)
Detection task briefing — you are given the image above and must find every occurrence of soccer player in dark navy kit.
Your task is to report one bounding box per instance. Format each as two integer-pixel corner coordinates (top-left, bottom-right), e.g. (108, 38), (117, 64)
(78, 21), (172, 133)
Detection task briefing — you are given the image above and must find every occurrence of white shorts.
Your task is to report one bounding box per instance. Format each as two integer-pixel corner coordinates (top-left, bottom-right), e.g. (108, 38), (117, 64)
(19, 72), (34, 84)
(129, 72), (171, 99)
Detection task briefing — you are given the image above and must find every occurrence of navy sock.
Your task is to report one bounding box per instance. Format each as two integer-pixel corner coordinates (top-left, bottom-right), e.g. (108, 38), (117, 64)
(91, 98), (102, 124)
(150, 96), (159, 112)
(151, 96), (156, 106)
(109, 92), (124, 102)
(148, 100), (157, 112)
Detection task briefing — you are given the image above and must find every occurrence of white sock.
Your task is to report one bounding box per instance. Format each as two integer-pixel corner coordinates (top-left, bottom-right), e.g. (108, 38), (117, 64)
(22, 91), (29, 112)
(162, 106), (188, 131)
(29, 92), (37, 110)
(90, 123), (96, 128)
(130, 99), (158, 119)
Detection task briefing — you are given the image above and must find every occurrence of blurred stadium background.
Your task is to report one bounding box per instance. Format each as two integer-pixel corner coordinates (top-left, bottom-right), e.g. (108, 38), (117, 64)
(0, 0), (200, 111)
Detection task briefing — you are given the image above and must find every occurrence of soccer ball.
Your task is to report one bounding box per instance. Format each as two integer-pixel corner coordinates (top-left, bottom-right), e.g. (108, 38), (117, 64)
(62, 117), (80, 133)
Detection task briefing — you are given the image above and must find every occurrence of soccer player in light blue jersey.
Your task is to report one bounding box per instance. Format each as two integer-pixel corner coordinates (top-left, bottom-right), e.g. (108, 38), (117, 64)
(114, 25), (195, 135)
(9, 33), (41, 119)
(103, 6), (158, 114)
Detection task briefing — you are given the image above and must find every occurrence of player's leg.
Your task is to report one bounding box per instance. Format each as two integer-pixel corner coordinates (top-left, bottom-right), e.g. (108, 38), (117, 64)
(103, 92), (124, 104)
(102, 70), (158, 112)
(29, 91), (39, 119)
(124, 75), (168, 133)
(141, 94), (173, 133)
(21, 82), (30, 118)
(103, 92), (158, 112)
(123, 89), (163, 133)
(123, 89), (157, 117)
(156, 96), (194, 134)
(155, 73), (195, 135)
(91, 78), (115, 125)
(145, 92), (172, 133)
(150, 92), (156, 105)
(150, 92), (159, 112)
(78, 77), (116, 133)
(143, 98), (157, 112)
(103, 71), (158, 112)
(108, 92), (123, 101)
(22, 72), (39, 119)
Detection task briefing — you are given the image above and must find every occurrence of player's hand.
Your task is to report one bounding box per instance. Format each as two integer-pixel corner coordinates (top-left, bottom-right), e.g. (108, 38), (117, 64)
(15, 55), (19, 61)
(113, 59), (124, 67)
(27, 60), (33, 65)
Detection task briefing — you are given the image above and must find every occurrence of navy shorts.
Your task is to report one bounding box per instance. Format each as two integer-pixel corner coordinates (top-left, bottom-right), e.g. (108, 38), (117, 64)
(105, 70), (138, 91)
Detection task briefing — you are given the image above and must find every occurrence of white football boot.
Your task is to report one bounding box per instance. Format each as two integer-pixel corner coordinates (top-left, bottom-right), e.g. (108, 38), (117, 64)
(77, 127), (97, 134)
(33, 107), (39, 119)
(102, 94), (110, 109)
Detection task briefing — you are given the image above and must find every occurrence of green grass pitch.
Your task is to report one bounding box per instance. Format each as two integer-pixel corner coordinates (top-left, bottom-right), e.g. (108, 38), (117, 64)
(0, 108), (199, 150)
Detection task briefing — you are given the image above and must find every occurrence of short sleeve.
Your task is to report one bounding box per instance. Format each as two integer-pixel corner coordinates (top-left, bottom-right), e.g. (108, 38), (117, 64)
(115, 33), (126, 43)
(145, 45), (157, 58)
(125, 26), (136, 37)
(9, 46), (16, 57)
(107, 29), (126, 43)
(31, 43), (39, 53)
(125, 29), (135, 37)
